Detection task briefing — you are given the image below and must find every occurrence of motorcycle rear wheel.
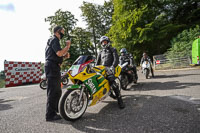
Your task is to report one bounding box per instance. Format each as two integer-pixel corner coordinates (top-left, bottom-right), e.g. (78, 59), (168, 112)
(59, 89), (88, 121)
(120, 75), (129, 90)
(40, 80), (47, 90)
(133, 79), (137, 84)
(61, 76), (69, 85)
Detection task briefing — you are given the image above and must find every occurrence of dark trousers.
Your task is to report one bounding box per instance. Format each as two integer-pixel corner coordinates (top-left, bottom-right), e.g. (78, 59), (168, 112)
(132, 66), (138, 79)
(45, 61), (62, 119)
(150, 66), (154, 77)
(46, 77), (61, 119)
(107, 74), (121, 98)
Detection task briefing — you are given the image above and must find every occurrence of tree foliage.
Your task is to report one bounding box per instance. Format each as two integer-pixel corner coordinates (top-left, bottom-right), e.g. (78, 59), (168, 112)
(44, 0), (200, 66)
(108, 0), (200, 64)
(45, 9), (95, 70)
(80, 0), (113, 57)
(71, 27), (94, 55)
(45, 9), (78, 48)
(165, 25), (200, 59)
(45, 9), (78, 69)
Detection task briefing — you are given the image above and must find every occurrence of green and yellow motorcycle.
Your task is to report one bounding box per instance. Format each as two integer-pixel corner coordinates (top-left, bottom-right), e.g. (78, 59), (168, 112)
(58, 55), (123, 121)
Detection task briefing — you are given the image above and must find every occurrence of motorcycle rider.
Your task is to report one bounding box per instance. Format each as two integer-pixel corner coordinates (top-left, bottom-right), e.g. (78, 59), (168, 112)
(119, 48), (138, 80)
(140, 52), (154, 77)
(96, 36), (125, 109)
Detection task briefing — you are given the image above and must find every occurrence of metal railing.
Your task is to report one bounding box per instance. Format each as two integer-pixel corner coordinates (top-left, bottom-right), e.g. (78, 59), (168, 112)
(153, 55), (192, 70)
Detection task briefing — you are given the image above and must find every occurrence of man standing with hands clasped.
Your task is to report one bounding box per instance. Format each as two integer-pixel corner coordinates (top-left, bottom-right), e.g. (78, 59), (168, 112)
(45, 26), (71, 121)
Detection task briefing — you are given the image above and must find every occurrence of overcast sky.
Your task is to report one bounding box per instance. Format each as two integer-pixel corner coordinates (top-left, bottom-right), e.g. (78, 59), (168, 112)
(0, 0), (106, 71)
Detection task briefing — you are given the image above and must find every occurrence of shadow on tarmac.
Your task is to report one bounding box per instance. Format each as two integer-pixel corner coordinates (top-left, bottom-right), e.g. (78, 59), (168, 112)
(53, 95), (200, 133)
(0, 99), (14, 111)
(152, 73), (200, 79)
(128, 81), (200, 91)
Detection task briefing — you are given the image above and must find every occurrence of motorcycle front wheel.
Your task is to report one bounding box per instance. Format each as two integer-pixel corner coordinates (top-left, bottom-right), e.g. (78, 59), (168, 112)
(39, 80), (47, 90)
(133, 74), (138, 84)
(109, 77), (122, 99)
(59, 89), (88, 121)
(120, 74), (129, 90)
(61, 76), (69, 85)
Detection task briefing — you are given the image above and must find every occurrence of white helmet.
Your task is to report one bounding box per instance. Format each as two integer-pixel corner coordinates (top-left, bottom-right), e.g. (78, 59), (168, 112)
(100, 36), (110, 48)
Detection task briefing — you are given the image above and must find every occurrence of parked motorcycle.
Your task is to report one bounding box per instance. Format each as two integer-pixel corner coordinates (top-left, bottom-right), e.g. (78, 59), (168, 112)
(119, 62), (138, 90)
(39, 73), (47, 90)
(58, 55), (124, 121)
(39, 71), (69, 90)
(142, 61), (151, 79)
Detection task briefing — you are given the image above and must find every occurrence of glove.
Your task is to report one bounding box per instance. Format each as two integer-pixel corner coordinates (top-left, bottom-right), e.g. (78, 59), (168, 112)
(110, 66), (115, 74)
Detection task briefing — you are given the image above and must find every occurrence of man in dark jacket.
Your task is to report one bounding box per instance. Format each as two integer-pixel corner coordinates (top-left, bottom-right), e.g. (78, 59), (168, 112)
(96, 36), (125, 109)
(45, 26), (71, 121)
(119, 48), (138, 80)
(140, 52), (154, 77)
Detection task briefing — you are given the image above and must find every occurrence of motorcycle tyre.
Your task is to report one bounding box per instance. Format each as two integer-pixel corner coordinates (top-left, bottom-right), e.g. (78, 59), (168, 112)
(120, 75), (128, 90)
(144, 69), (149, 79)
(133, 73), (138, 84)
(61, 76), (69, 85)
(133, 79), (137, 84)
(40, 80), (47, 90)
(59, 89), (88, 121)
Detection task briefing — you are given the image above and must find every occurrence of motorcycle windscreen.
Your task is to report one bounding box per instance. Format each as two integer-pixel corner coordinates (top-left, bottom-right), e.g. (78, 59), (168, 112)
(142, 61), (150, 68)
(73, 55), (94, 65)
(69, 55), (95, 77)
(69, 65), (81, 77)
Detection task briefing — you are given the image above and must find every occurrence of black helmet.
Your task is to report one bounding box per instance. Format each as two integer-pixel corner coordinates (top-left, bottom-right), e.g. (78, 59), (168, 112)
(100, 36), (110, 48)
(120, 48), (127, 54)
(53, 26), (63, 33)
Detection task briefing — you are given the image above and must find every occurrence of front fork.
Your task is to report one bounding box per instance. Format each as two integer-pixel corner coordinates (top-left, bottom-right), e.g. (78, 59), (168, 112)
(110, 80), (121, 97)
(77, 85), (85, 105)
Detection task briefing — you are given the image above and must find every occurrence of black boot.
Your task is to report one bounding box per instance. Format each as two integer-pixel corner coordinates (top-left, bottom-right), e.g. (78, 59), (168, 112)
(117, 96), (125, 109)
(135, 73), (138, 80)
(110, 80), (125, 109)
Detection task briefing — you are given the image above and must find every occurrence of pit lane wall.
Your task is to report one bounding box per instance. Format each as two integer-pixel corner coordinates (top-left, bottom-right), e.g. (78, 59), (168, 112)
(4, 60), (42, 87)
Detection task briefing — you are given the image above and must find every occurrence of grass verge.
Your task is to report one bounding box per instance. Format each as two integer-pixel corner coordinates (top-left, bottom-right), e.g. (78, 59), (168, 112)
(0, 78), (5, 88)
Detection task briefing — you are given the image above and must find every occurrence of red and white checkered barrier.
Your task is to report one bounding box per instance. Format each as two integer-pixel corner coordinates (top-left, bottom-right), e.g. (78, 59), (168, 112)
(4, 60), (42, 87)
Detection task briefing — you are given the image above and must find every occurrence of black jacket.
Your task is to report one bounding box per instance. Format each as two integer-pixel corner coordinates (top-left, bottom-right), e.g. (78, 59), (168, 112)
(96, 46), (119, 68)
(119, 54), (133, 66)
(140, 56), (151, 65)
(45, 35), (63, 64)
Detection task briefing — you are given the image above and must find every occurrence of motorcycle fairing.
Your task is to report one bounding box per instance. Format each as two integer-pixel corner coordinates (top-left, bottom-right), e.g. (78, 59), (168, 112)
(142, 61), (150, 68)
(114, 65), (121, 77)
(66, 55), (122, 107)
(67, 84), (82, 90)
(67, 64), (110, 107)
(81, 68), (110, 106)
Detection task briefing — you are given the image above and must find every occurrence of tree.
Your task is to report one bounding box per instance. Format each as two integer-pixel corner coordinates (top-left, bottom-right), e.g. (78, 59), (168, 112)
(0, 70), (5, 78)
(108, 0), (200, 64)
(80, 0), (113, 57)
(165, 25), (200, 59)
(61, 27), (95, 70)
(45, 9), (78, 45)
(71, 27), (94, 55)
(45, 9), (78, 69)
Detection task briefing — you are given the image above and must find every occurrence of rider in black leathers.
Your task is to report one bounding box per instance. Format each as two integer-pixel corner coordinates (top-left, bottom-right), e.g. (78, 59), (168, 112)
(140, 52), (154, 77)
(96, 36), (125, 109)
(119, 48), (138, 80)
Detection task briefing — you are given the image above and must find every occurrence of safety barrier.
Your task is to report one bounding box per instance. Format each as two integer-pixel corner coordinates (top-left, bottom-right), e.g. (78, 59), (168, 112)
(153, 55), (192, 70)
(4, 60), (42, 87)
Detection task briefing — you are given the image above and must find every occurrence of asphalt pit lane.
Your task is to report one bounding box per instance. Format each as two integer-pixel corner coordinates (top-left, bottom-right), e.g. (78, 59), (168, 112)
(172, 108), (189, 114)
